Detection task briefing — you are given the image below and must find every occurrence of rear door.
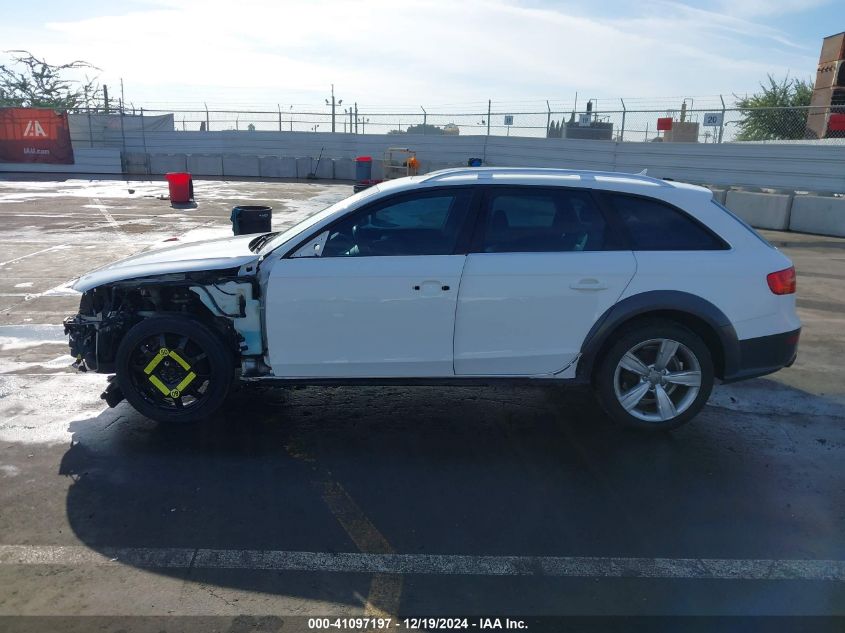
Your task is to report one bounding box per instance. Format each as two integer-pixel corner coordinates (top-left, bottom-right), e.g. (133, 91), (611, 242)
(453, 186), (636, 375)
(603, 192), (750, 325)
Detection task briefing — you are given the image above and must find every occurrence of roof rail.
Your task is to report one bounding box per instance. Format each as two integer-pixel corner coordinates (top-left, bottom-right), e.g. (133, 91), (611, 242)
(421, 167), (673, 187)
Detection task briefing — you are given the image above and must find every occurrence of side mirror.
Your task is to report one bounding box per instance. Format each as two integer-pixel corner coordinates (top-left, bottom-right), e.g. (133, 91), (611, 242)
(291, 231), (329, 258)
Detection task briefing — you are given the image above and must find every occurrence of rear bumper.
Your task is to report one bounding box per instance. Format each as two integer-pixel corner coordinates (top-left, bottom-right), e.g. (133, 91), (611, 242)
(721, 328), (800, 383)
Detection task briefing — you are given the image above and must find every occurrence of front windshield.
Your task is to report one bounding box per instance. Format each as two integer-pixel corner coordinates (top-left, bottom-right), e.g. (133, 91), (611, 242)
(258, 185), (382, 256)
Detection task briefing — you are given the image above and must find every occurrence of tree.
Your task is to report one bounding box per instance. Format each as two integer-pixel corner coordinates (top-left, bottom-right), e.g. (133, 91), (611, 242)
(0, 50), (100, 110)
(390, 123), (445, 135)
(734, 74), (813, 141)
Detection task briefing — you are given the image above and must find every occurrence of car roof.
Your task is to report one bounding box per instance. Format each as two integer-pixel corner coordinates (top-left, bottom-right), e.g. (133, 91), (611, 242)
(266, 168), (717, 258)
(375, 167), (712, 203)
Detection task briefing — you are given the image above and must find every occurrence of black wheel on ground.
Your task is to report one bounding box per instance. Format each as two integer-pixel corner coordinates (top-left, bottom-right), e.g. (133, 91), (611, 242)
(115, 316), (234, 424)
(594, 319), (714, 430)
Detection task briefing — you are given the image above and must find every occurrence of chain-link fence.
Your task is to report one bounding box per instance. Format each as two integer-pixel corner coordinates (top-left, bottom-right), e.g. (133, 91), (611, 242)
(72, 101), (845, 144)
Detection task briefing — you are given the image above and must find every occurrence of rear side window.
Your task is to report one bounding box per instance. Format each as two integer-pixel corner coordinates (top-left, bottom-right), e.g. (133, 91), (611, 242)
(480, 188), (617, 253)
(608, 194), (728, 251)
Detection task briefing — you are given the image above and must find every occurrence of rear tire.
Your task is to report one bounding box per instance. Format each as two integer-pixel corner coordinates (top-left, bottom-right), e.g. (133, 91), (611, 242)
(595, 320), (714, 430)
(115, 316), (234, 424)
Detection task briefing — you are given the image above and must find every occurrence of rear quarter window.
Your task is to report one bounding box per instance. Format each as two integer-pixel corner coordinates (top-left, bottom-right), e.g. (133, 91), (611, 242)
(711, 200), (774, 248)
(607, 193), (729, 251)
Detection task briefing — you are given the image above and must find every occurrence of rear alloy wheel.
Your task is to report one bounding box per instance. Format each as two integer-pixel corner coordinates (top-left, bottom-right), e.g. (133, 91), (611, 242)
(115, 316), (234, 424)
(596, 321), (714, 430)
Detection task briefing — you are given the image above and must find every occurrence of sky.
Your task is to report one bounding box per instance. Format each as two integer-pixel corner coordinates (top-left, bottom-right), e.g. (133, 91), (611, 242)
(1, 0), (843, 112)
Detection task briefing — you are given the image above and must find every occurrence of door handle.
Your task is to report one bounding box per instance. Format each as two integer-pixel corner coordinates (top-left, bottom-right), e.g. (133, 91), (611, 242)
(413, 281), (451, 292)
(570, 278), (608, 291)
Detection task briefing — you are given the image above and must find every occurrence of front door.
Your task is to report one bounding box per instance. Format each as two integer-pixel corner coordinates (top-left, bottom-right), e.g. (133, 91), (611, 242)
(265, 188), (476, 377)
(454, 186), (636, 375)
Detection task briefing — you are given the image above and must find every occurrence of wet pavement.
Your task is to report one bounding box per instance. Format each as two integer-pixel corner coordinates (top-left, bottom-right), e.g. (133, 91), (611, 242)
(0, 175), (843, 629)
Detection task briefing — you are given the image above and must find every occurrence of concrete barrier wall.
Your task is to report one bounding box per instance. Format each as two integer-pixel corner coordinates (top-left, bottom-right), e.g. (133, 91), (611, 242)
(334, 158), (356, 180)
(96, 127), (845, 192)
(789, 195), (845, 237)
(709, 188), (728, 204)
(186, 154), (223, 176)
(12, 127), (845, 192)
(724, 191), (793, 231)
(716, 191), (845, 237)
(222, 155), (260, 177)
(258, 156), (298, 178)
(124, 152), (148, 175)
(314, 157), (334, 179)
(295, 157), (312, 179)
(149, 153), (187, 175)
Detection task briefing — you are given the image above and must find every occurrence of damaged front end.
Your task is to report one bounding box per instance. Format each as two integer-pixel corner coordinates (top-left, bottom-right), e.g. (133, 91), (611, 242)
(63, 286), (128, 374)
(63, 267), (268, 408)
(64, 284), (133, 407)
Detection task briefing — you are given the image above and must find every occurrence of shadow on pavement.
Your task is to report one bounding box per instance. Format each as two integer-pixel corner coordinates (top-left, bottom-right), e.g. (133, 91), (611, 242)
(59, 381), (845, 602)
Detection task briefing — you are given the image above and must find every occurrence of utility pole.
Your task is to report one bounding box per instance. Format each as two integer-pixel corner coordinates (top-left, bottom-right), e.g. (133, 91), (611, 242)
(325, 84), (342, 133)
(486, 99), (491, 137)
(103, 85), (110, 114)
(83, 86), (93, 147)
(118, 77), (126, 160)
(354, 102), (358, 134)
(620, 98), (626, 142)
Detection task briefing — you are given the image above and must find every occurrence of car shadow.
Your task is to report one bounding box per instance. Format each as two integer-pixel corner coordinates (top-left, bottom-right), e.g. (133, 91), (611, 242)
(60, 380), (845, 603)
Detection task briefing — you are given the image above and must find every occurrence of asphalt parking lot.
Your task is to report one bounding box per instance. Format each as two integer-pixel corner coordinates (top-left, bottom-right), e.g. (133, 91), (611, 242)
(0, 175), (843, 630)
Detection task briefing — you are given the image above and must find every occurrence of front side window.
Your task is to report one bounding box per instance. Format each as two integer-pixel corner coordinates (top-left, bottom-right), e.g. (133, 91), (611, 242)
(321, 189), (473, 257)
(261, 185), (382, 255)
(480, 188), (612, 253)
(608, 194), (727, 251)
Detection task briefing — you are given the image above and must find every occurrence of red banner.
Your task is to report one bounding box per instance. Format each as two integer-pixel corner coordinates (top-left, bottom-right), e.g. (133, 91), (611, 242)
(828, 113), (845, 132)
(656, 117), (673, 131)
(0, 108), (75, 164)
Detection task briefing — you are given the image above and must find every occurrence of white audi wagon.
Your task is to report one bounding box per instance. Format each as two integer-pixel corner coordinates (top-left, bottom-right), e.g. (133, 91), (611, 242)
(65, 168), (800, 430)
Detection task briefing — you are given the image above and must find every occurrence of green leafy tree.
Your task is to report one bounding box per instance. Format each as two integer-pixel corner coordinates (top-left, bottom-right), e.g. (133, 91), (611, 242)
(0, 50), (100, 110)
(734, 75), (813, 141)
(390, 123), (445, 135)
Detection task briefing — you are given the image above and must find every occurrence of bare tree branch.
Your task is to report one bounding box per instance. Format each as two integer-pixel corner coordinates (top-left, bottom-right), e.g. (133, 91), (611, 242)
(0, 50), (101, 110)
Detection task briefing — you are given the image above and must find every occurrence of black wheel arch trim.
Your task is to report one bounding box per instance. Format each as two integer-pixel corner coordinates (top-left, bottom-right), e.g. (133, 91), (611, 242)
(576, 290), (740, 382)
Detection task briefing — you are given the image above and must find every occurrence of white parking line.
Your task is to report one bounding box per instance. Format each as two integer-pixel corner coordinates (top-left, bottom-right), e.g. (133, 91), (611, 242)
(0, 546), (842, 581)
(0, 245), (68, 268)
(5, 213), (224, 219)
(90, 197), (129, 242)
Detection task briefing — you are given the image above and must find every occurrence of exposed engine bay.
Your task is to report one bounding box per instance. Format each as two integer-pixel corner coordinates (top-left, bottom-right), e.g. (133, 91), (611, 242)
(63, 268), (267, 407)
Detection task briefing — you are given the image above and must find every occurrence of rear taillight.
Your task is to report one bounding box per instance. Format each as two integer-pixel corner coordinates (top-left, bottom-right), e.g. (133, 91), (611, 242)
(767, 266), (796, 295)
